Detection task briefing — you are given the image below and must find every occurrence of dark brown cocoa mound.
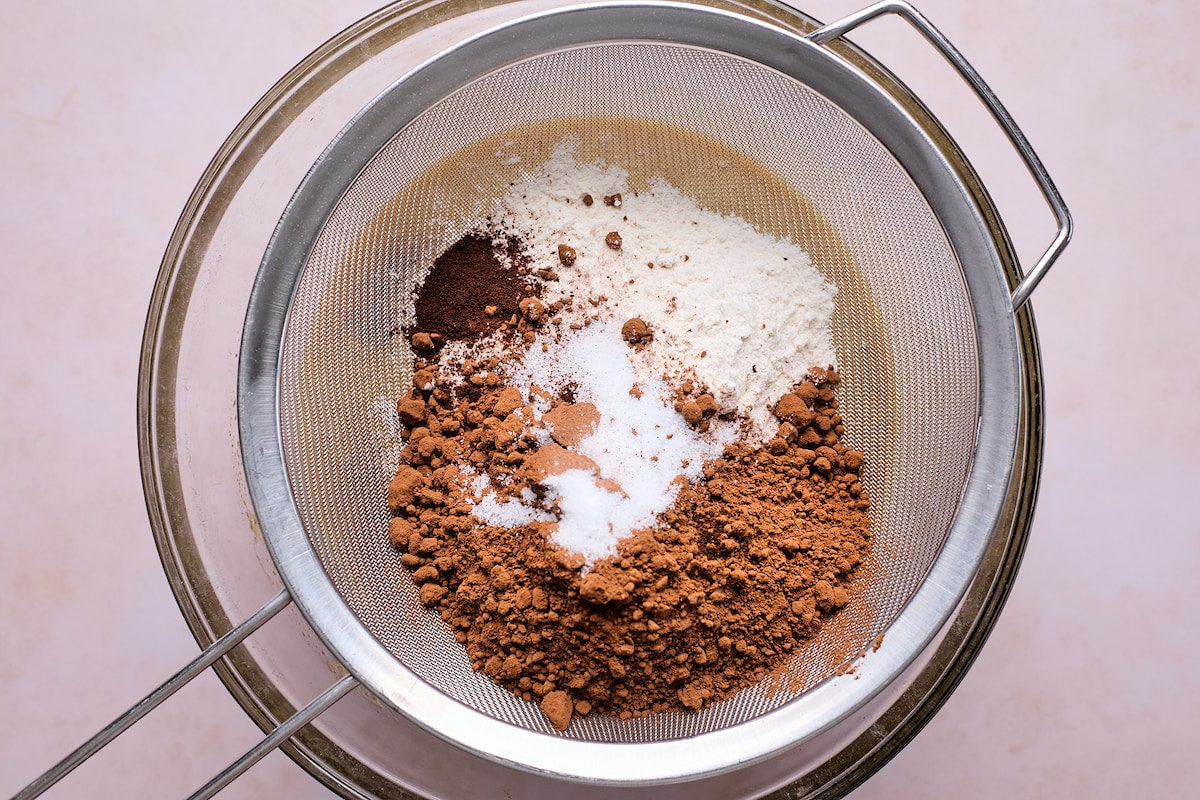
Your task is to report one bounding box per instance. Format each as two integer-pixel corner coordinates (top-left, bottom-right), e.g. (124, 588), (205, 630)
(412, 232), (538, 342)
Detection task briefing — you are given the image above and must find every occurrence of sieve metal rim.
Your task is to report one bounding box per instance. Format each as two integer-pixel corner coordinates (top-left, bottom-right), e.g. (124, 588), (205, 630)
(237, 0), (1022, 787)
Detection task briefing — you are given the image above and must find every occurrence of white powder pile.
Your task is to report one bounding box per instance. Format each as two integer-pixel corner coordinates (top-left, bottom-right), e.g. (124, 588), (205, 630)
(493, 139), (837, 441)
(470, 321), (731, 564)
(449, 139), (839, 565)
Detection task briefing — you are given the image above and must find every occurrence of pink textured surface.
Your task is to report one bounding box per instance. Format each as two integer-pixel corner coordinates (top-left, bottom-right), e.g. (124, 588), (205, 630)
(1, 1), (1196, 798)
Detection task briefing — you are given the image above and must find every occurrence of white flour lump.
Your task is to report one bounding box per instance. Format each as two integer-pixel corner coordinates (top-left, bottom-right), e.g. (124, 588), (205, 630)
(493, 139), (837, 441)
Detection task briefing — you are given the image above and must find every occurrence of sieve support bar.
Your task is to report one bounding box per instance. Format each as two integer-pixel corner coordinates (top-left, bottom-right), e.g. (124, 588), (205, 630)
(11, 589), (292, 800)
(185, 673), (359, 800)
(807, 0), (1073, 310)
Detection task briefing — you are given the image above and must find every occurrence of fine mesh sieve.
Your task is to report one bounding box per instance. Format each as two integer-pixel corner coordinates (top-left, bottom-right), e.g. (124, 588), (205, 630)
(235, 0), (1068, 790)
(16, 2), (1070, 799)
(277, 41), (974, 739)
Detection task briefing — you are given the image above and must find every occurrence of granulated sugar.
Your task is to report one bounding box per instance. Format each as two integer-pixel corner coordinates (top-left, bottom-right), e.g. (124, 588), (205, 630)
(479, 320), (731, 564)
(493, 139), (836, 440)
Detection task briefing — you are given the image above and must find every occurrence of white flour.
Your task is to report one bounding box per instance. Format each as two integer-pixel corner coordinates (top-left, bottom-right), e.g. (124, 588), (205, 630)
(493, 139), (837, 441)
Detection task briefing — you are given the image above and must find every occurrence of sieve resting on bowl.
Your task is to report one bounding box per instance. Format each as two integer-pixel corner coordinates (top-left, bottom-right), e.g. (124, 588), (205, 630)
(15, 1), (1070, 799)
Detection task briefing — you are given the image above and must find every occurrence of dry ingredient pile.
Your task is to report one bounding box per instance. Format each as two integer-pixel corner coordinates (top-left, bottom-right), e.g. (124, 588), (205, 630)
(387, 140), (872, 731)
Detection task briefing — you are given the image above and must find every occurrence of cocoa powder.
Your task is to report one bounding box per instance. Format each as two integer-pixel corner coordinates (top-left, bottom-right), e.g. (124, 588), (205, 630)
(388, 237), (873, 730)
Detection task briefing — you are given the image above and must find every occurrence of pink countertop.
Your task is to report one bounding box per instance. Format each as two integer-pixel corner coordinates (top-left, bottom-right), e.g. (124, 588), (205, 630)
(2, 0), (1197, 797)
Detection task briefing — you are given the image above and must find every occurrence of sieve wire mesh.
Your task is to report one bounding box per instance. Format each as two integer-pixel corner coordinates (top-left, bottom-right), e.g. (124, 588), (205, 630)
(277, 42), (977, 742)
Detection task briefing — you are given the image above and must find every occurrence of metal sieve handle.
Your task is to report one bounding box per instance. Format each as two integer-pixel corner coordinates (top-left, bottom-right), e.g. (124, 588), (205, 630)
(185, 673), (359, 800)
(808, 0), (1073, 310)
(11, 589), (355, 800)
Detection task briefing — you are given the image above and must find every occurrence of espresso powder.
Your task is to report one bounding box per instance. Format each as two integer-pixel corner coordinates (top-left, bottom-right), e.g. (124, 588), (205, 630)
(412, 233), (536, 342)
